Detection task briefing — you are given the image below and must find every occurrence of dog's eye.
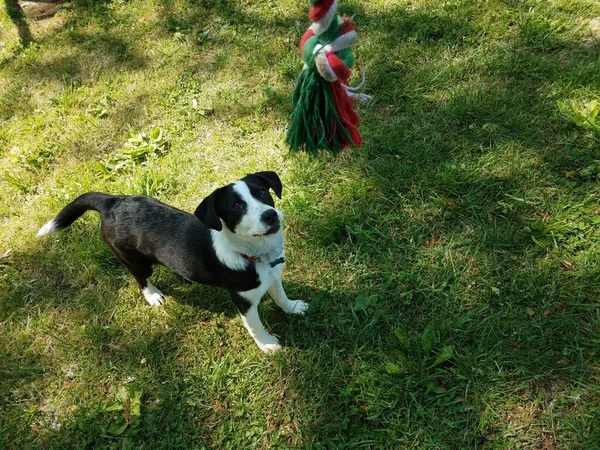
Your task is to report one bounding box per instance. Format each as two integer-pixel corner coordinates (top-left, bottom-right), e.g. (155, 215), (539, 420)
(233, 202), (243, 210)
(259, 189), (267, 197)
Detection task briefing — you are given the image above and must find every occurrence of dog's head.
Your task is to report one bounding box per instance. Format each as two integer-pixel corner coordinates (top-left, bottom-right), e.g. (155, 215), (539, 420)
(194, 171), (283, 238)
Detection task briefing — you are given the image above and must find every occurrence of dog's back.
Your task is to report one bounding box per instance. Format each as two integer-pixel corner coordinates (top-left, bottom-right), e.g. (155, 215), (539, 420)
(39, 193), (221, 284)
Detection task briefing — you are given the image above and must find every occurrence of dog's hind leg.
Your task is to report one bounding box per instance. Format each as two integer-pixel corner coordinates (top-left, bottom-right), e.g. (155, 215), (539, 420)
(106, 243), (165, 306)
(230, 289), (281, 354)
(125, 260), (165, 306)
(140, 280), (165, 306)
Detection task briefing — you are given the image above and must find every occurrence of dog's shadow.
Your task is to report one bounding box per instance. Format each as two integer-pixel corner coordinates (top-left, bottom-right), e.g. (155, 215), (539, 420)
(145, 264), (321, 353)
(152, 267), (319, 351)
(152, 267), (237, 317)
(25, 227), (322, 354)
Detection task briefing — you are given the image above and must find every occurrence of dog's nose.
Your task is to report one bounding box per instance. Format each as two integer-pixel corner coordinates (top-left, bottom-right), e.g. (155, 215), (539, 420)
(261, 209), (279, 226)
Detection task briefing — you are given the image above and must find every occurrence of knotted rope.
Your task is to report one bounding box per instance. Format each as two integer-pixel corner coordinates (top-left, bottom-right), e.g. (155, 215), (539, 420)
(286, 0), (371, 154)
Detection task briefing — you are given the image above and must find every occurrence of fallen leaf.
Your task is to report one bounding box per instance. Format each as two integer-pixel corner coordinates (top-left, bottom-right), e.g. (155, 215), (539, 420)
(384, 362), (403, 375)
(108, 418), (128, 436)
(130, 390), (142, 418)
(353, 295), (378, 311)
(421, 327), (434, 355)
(426, 380), (446, 394)
(394, 329), (411, 350)
(431, 346), (454, 367)
(561, 260), (574, 270)
(104, 403), (124, 412)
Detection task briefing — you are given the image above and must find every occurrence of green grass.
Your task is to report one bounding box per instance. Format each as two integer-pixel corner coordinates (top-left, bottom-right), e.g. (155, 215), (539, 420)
(1, 0), (600, 448)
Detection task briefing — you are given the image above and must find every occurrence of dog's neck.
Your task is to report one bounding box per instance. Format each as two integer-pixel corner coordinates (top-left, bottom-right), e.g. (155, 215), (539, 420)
(211, 227), (284, 271)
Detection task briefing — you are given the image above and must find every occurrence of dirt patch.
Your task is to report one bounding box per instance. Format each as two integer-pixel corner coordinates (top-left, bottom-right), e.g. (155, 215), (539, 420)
(20, 0), (63, 20)
(577, 16), (600, 50)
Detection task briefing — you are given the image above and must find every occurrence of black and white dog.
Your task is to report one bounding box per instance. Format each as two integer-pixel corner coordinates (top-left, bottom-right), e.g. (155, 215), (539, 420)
(37, 171), (307, 353)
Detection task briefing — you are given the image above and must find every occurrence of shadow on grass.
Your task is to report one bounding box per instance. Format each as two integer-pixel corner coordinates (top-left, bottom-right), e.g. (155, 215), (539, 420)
(2, 213), (599, 448)
(5, 0), (33, 48)
(273, 2), (600, 446)
(359, 1), (599, 174)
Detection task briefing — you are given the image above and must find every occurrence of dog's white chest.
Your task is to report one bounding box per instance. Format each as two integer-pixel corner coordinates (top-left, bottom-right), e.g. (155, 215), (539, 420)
(255, 259), (284, 287)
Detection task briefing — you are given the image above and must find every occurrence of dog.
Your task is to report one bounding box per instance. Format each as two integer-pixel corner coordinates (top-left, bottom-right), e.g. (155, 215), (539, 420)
(37, 171), (307, 353)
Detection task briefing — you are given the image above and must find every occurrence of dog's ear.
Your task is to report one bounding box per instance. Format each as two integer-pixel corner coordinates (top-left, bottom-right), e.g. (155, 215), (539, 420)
(253, 171), (282, 199)
(194, 188), (223, 231)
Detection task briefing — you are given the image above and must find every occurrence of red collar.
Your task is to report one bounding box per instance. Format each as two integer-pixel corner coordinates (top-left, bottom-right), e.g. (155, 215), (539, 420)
(240, 253), (285, 268)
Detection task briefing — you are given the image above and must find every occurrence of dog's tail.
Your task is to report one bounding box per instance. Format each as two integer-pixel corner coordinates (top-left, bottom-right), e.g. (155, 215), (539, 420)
(37, 192), (115, 237)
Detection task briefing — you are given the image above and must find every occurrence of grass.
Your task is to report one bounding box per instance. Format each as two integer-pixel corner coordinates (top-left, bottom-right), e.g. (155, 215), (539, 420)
(1, 0), (600, 448)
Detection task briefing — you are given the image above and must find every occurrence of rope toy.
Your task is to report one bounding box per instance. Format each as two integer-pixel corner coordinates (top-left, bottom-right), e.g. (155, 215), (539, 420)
(286, 0), (371, 155)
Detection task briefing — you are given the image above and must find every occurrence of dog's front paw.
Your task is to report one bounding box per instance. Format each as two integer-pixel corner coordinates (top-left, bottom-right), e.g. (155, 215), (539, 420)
(145, 292), (165, 306)
(287, 299), (309, 315)
(142, 283), (165, 306)
(256, 334), (282, 354)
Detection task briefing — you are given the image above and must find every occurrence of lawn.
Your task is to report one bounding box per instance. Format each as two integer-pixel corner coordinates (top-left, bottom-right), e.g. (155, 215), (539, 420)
(1, 0), (600, 448)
